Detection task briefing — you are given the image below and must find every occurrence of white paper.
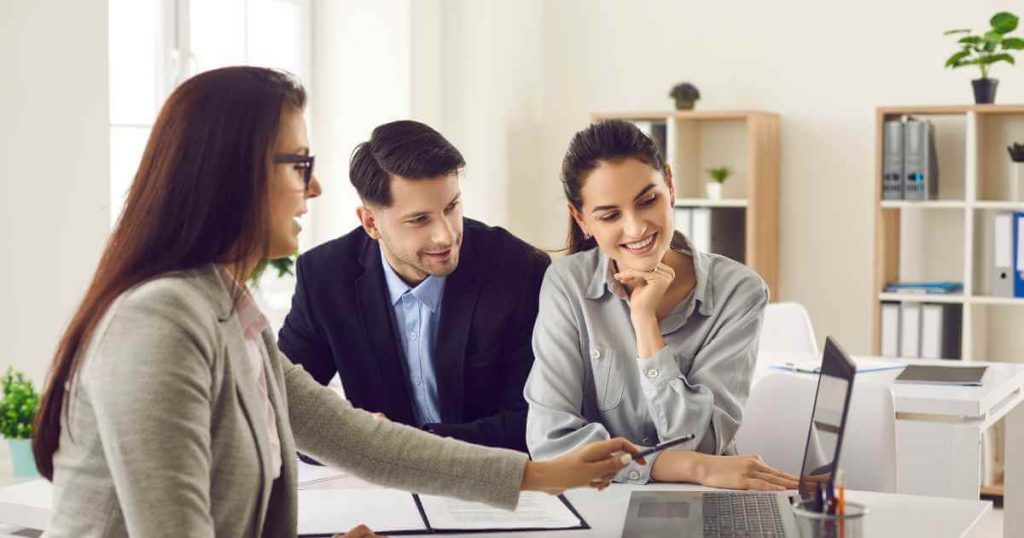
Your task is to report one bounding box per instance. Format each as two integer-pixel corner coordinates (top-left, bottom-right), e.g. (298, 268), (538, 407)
(297, 488), (427, 535)
(0, 478), (53, 530)
(418, 491), (581, 531)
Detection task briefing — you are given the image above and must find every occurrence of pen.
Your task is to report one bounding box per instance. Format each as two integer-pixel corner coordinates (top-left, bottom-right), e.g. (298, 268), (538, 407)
(633, 434), (696, 461)
(837, 469), (846, 538)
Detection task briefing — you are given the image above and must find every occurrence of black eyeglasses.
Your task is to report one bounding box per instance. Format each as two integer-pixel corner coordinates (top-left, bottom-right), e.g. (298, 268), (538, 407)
(273, 153), (315, 191)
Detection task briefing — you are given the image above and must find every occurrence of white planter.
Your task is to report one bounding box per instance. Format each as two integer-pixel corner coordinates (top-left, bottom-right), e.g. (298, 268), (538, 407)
(1012, 162), (1024, 202)
(706, 182), (723, 200)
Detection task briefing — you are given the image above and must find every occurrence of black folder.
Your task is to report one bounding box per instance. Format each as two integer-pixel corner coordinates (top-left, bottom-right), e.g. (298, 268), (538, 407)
(895, 365), (987, 386)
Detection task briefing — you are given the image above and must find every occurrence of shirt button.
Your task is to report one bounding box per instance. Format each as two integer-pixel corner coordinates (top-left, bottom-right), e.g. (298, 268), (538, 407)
(646, 368), (659, 379)
(414, 379), (422, 386)
(590, 348), (601, 360)
(628, 470), (641, 481)
(410, 332), (418, 340)
(643, 437), (651, 445)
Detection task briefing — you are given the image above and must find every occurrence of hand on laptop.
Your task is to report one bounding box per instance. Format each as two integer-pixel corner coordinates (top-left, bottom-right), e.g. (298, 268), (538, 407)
(693, 454), (799, 491)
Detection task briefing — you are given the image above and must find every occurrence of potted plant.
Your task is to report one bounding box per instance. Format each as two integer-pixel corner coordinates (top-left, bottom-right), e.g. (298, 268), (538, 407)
(669, 82), (700, 111)
(944, 12), (1024, 104)
(0, 368), (40, 477)
(706, 166), (731, 200)
(248, 255), (297, 287)
(1008, 142), (1024, 201)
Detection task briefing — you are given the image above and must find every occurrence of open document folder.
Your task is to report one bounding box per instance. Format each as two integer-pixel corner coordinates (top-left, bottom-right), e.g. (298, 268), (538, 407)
(298, 489), (587, 536)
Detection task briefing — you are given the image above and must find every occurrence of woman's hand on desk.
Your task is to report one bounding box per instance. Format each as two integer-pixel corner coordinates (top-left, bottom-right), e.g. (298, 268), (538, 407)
(521, 437), (642, 494)
(652, 452), (799, 491)
(333, 524), (375, 537)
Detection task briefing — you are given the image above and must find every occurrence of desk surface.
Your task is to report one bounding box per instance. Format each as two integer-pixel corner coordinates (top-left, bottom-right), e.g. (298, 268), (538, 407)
(757, 353), (1024, 417)
(0, 481), (991, 538)
(508, 484), (990, 538)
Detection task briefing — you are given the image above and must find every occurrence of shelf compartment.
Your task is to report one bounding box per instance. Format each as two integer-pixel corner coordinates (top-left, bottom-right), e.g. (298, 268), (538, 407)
(879, 293), (965, 304)
(976, 111), (1024, 201)
(675, 198), (748, 208)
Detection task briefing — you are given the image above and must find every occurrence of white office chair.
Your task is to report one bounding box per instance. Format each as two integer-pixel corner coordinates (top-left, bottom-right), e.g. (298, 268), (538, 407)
(757, 302), (820, 356)
(734, 373), (898, 493)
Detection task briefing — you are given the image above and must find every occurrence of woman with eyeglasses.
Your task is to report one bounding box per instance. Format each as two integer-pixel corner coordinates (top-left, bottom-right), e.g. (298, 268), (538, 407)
(32, 67), (638, 538)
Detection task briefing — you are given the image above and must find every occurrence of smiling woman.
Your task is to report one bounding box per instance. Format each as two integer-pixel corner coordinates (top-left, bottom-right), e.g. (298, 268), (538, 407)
(524, 120), (797, 493)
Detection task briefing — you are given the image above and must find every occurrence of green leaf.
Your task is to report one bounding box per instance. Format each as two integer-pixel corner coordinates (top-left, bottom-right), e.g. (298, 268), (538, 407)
(944, 28), (971, 35)
(979, 53), (1016, 66)
(991, 12), (1019, 34)
(959, 36), (983, 45)
(946, 49), (972, 67)
(1003, 37), (1024, 50)
(984, 30), (1004, 45)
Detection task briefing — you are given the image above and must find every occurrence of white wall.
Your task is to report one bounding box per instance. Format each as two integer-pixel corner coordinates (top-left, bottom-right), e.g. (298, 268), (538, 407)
(0, 0), (110, 385)
(436, 0), (1024, 355)
(309, 0), (444, 246)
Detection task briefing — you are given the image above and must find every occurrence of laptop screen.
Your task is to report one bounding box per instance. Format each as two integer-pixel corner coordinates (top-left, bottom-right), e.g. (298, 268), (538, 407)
(797, 338), (856, 503)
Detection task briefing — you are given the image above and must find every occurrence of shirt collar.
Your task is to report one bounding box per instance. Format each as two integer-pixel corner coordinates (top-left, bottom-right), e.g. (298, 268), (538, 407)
(380, 247), (446, 312)
(585, 230), (713, 317)
(216, 266), (270, 341)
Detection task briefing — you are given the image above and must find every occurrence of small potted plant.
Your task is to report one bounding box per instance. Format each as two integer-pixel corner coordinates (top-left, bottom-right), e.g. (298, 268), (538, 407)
(0, 368), (40, 477)
(706, 166), (731, 200)
(1008, 142), (1024, 201)
(944, 12), (1024, 104)
(248, 255), (297, 287)
(669, 82), (700, 111)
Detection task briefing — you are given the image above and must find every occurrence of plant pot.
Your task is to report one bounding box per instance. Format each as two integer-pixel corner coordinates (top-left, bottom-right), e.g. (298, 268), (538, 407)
(8, 438), (37, 477)
(1012, 162), (1024, 202)
(972, 78), (998, 104)
(706, 182), (723, 200)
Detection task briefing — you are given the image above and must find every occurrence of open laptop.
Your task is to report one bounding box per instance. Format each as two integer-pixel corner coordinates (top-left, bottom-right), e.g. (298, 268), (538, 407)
(621, 337), (856, 538)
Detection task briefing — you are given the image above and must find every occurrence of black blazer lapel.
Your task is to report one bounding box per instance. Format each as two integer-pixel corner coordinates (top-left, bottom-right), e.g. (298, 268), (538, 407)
(434, 243), (482, 424)
(355, 240), (416, 424)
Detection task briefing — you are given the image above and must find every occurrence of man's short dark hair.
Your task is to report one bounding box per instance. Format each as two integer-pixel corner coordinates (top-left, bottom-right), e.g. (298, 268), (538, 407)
(349, 120), (466, 206)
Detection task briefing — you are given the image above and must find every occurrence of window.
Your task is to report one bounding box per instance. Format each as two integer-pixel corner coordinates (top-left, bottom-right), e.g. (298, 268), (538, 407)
(108, 0), (312, 226)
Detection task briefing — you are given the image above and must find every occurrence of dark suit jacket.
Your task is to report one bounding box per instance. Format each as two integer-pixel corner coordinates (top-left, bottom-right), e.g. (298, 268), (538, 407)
(278, 218), (550, 452)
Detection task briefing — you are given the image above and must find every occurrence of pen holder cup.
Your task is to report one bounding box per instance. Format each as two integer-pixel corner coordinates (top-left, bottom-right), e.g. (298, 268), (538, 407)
(791, 500), (866, 538)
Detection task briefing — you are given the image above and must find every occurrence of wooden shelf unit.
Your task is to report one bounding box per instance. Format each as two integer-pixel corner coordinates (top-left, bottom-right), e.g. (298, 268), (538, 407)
(592, 110), (780, 298)
(872, 104), (1024, 362)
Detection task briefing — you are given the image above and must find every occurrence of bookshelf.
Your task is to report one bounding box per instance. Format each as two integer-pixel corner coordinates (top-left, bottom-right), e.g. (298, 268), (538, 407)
(872, 104), (1024, 363)
(592, 110), (780, 297)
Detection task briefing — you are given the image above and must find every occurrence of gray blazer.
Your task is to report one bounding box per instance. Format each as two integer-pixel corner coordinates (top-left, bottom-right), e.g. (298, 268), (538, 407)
(47, 266), (527, 537)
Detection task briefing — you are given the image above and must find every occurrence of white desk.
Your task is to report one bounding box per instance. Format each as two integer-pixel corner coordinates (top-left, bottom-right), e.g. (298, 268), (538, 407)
(756, 353), (1024, 538)
(465, 484), (989, 538)
(0, 482), (990, 538)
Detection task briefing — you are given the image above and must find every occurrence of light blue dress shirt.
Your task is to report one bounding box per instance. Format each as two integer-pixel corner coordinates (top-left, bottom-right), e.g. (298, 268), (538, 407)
(381, 249), (446, 426)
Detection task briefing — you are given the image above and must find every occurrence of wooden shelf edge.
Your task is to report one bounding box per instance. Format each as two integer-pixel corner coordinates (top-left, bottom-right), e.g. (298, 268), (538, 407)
(980, 484), (1004, 498)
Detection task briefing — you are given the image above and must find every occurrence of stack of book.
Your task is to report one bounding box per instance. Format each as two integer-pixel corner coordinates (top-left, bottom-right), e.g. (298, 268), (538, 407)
(883, 281), (962, 295)
(990, 211), (1024, 297)
(882, 116), (939, 201)
(880, 301), (962, 359)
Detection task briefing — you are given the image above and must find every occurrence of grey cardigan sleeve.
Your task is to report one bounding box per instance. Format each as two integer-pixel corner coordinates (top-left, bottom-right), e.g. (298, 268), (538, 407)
(82, 293), (218, 537)
(281, 356), (529, 510)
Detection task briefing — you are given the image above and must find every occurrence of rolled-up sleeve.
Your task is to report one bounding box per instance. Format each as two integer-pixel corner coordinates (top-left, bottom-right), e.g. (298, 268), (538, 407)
(638, 280), (768, 454)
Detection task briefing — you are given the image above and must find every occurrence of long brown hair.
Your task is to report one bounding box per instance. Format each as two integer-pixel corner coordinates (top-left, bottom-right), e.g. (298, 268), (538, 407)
(559, 120), (666, 253)
(32, 66), (306, 479)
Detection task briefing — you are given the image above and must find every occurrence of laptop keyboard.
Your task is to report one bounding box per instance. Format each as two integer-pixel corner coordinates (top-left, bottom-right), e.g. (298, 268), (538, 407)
(702, 492), (786, 537)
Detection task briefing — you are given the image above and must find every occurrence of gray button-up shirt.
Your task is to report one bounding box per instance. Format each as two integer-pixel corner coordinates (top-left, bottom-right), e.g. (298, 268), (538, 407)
(524, 232), (768, 484)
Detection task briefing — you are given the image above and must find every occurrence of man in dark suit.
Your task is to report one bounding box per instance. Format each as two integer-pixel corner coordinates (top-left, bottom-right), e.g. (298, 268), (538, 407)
(278, 120), (549, 452)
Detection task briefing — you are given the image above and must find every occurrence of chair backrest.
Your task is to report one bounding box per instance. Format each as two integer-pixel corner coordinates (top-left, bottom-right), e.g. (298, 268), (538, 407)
(734, 373), (898, 493)
(758, 302), (819, 356)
